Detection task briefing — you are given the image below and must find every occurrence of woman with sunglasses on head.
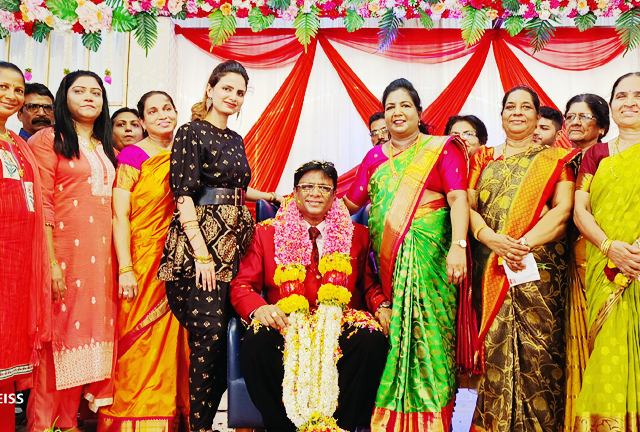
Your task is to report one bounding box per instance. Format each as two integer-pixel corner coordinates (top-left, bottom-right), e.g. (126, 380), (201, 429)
(562, 93), (609, 432)
(444, 114), (488, 157)
(344, 78), (470, 431)
(0, 62), (51, 432)
(157, 60), (282, 432)
(27, 70), (118, 432)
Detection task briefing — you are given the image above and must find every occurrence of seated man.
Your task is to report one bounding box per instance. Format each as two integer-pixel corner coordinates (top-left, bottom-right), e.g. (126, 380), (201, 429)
(230, 161), (390, 432)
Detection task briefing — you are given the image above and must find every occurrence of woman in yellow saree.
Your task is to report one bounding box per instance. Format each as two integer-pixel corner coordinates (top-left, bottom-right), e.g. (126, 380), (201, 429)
(345, 78), (470, 431)
(573, 73), (640, 432)
(468, 87), (579, 432)
(99, 91), (189, 431)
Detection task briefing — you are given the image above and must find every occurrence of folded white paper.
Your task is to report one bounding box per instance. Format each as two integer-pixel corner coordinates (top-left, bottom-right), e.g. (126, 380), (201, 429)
(503, 253), (541, 287)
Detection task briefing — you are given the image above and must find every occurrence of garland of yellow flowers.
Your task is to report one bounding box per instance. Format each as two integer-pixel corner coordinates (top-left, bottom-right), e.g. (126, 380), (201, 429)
(270, 198), (353, 431)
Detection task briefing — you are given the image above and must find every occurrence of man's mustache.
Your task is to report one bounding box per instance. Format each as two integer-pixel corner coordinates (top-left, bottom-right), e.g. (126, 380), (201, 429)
(31, 117), (52, 125)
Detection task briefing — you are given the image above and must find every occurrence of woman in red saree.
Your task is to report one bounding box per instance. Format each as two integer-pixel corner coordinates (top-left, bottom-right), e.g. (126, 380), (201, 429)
(27, 71), (118, 432)
(0, 61), (50, 432)
(345, 78), (470, 432)
(98, 92), (190, 431)
(468, 87), (579, 432)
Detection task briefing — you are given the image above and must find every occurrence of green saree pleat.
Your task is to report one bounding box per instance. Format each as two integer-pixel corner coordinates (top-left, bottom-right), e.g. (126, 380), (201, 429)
(574, 143), (640, 432)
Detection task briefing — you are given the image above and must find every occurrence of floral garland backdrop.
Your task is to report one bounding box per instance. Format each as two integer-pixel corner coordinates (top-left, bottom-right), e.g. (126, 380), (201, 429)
(1, 0), (639, 54)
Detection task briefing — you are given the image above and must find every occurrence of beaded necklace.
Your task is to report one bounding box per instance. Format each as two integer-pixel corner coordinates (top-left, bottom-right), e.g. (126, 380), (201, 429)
(0, 130), (25, 178)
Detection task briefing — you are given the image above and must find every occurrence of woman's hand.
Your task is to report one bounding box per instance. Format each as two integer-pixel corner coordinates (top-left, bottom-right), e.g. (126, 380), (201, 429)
(486, 232), (530, 272)
(254, 304), (289, 329)
(195, 261), (216, 292)
(118, 271), (138, 302)
(51, 263), (66, 302)
(375, 308), (392, 337)
(446, 245), (467, 285)
(608, 240), (640, 279)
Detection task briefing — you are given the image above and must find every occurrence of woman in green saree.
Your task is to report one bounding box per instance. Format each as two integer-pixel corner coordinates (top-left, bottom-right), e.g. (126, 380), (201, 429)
(345, 78), (470, 431)
(468, 87), (579, 432)
(573, 72), (640, 432)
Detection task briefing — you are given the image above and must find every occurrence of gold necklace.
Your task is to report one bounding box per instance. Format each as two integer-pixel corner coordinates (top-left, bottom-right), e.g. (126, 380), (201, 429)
(153, 143), (171, 153)
(388, 135), (420, 180)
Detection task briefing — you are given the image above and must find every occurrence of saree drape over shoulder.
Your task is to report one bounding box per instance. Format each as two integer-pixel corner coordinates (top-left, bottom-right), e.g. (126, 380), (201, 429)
(347, 136), (468, 432)
(98, 147), (190, 432)
(468, 145), (579, 432)
(573, 142), (640, 432)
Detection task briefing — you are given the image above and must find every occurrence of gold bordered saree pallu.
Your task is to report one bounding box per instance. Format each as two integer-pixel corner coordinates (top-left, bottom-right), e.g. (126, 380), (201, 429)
(469, 145), (579, 432)
(573, 143), (640, 432)
(369, 136), (464, 432)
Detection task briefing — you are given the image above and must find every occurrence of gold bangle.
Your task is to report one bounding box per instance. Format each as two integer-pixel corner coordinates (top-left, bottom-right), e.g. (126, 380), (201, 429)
(270, 192), (277, 202)
(473, 224), (488, 240)
(50, 260), (59, 268)
(188, 232), (201, 242)
(194, 254), (213, 264)
(600, 238), (612, 256)
(119, 265), (134, 275)
(182, 223), (200, 231)
(181, 219), (197, 226)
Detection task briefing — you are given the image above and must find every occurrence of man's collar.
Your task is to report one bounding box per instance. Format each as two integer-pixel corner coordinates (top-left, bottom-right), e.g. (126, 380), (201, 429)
(18, 128), (31, 141)
(304, 220), (325, 236)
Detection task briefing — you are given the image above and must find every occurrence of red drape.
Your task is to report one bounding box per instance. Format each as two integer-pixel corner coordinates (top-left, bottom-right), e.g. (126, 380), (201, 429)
(318, 34), (382, 125)
(492, 36), (572, 149)
(175, 27), (303, 68)
(421, 37), (492, 135)
(244, 38), (318, 192)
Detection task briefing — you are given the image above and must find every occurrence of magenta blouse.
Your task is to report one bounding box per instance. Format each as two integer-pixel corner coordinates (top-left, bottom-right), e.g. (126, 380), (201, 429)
(346, 139), (468, 207)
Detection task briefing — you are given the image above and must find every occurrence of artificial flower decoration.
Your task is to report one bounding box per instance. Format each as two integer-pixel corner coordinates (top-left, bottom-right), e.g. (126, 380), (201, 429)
(1, 0), (640, 53)
(604, 259), (632, 287)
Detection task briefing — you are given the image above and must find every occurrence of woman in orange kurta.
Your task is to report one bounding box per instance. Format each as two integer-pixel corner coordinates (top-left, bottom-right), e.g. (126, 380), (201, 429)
(99, 91), (189, 431)
(27, 71), (117, 432)
(0, 61), (51, 432)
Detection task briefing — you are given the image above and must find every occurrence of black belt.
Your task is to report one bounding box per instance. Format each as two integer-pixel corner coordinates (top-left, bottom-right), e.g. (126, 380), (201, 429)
(194, 187), (246, 206)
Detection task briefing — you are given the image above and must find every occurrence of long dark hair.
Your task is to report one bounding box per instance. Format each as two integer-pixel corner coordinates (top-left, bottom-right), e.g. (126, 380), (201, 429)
(191, 60), (249, 121)
(53, 71), (116, 166)
(609, 72), (640, 104)
(501, 86), (540, 115)
(565, 93), (610, 142)
(381, 78), (431, 135)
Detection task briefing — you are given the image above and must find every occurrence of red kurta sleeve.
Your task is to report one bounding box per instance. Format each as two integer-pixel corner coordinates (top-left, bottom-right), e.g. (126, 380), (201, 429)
(363, 247), (388, 313)
(230, 223), (270, 322)
(28, 128), (57, 225)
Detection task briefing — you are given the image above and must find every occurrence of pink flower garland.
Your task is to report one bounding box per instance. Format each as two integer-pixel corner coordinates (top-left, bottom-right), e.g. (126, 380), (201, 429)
(273, 198), (353, 267)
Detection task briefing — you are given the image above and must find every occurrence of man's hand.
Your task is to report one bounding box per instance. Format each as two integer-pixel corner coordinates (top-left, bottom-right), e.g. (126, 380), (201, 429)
(254, 304), (289, 330)
(375, 307), (392, 337)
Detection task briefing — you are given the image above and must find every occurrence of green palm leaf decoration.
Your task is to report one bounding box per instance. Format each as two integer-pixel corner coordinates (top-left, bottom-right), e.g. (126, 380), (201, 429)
(32, 21), (53, 43)
(502, 0), (520, 13)
(525, 16), (558, 54)
(112, 7), (137, 32)
(134, 12), (158, 55)
(105, 0), (124, 8)
(293, 7), (320, 51)
(267, 0), (290, 11)
(45, 0), (77, 20)
(461, 5), (490, 48)
(82, 31), (102, 52)
(377, 8), (401, 52)
(504, 15), (525, 37)
(574, 11), (597, 32)
(418, 9), (434, 31)
(208, 9), (237, 48)
(0, 25), (8, 39)
(0, 0), (20, 12)
(616, 7), (640, 55)
(344, 9), (365, 32)
(248, 6), (275, 32)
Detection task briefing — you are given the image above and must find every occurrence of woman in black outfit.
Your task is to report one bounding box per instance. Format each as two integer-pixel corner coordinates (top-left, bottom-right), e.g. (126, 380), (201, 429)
(158, 60), (281, 432)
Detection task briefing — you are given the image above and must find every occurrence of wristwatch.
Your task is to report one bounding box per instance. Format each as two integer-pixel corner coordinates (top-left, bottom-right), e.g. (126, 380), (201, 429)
(376, 301), (392, 312)
(452, 239), (467, 248)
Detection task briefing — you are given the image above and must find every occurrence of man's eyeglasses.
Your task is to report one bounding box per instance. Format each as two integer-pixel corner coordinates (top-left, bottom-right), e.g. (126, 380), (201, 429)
(565, 113), (596, 123)
(370, 128), (388, 137)
(296, 183), (334, 195)
(452, 131), (477, 140)
(23, 103), (53, 114)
